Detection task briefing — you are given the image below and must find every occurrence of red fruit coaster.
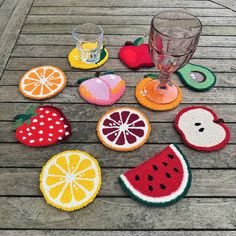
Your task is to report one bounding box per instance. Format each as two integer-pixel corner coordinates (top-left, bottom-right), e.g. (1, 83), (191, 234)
(119, 144), (191, 206)
(14, 105), (72, 147)
(119, 37), (154, 70)
(97, 107), (151, 152)
(175, 106), (230, 152)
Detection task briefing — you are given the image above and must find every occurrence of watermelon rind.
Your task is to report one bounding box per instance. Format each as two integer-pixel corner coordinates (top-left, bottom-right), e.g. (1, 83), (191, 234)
(119, 144), (192, 206)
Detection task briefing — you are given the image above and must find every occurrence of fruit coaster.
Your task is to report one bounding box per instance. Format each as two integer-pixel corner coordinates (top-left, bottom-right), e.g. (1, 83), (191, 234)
(68, 46), (108, 69)
(175, 106), (230, 152)
(40, 150), (102, 211)
(119, 144), (191, 206)
(135, 75), (182, 111)
(176, 63), (216, 92)
(77, 71), (126, 105)
(97, 107), (151, 152)
(19, 65), (67, 100)
(14, 105), (72, 147)
(119, 37), (154, 70)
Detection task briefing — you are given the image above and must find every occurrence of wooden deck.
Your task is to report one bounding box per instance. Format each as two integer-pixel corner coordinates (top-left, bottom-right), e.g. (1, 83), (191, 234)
(0, 0), (235, 235)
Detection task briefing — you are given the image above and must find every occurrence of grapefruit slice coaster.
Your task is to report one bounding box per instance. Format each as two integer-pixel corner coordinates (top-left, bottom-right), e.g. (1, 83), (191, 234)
(119, 144), (191, 206)
(40, 150), (102, 211)
(97, 107), (151, 151)
(19, 65), (67, 100)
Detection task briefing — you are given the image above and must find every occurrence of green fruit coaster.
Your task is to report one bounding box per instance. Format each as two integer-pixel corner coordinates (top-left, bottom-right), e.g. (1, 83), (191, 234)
(176, 63), (216, 91)
(14, 105), (72, 147)
(175, 106), (230, 152)
(119, 144), (191, 206)
(68, 46), (108, 69)
(77, 71), (126, 106)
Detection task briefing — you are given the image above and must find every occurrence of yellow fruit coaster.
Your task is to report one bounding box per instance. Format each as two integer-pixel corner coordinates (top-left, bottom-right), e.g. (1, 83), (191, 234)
(40, 150), (102, 211)
(135, 76), (182, 111)
(68, 46), (108, 69)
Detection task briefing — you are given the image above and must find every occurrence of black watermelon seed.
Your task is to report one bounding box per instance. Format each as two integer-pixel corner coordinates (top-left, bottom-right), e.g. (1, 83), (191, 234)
(195, 122), (201, 126)
(153, 164), (158, 171)
(148, 175), (153, 181)
(148, 185), (153, 191)
(174, 167), (179, 173)
(160, 184), (166, 190)
(166, 173), (171, 178)
(162, 162), (168, 166)
(168, 154), (174, 159)
(199, 128), (204, 132)
(135, 175), (140, 181)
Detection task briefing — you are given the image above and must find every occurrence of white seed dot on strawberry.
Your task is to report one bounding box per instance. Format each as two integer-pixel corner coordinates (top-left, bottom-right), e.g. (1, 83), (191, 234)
(33, 119), (38, 123)
(45, 110), (50, 114)
(39, 115), (44, 118)
(40, 122), (44, 125)
(48, 138), (52, 141)
(26, 128), (30, 131)
(22, 136), (26, 140)
(28, 132), (32, 136)
(59, 118), (64, 121)
(39, 108), (44, 111)
(39, 138), (43, 142)
(52, 113), (57, 116)
(49, 126), (54, 129)
(29, 140), (35, 143)
(38, 130), (43, 134)
(64, 125), (68, 128)
(48, 118), (52, 121)
(56, 121), (60, 125)
(49, 133), (53, 137)
(59, 129), (63, 133)
(31, 126), (36, 130)
(19, 130), (23, 134)
(65, 132), (70, 136)
(58, 137), (62, 140)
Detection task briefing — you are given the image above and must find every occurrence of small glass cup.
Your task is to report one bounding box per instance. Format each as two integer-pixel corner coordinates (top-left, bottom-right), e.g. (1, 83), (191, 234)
(72, 23), (104, 64)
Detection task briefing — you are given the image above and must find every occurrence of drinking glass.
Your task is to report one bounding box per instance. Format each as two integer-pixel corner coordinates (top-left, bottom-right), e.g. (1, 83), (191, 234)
(72, 23), (103, 64)
(144, 11), (202, 104)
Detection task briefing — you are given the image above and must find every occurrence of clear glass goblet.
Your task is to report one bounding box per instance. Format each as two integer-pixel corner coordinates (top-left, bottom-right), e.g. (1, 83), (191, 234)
(144, 11), (202, 104)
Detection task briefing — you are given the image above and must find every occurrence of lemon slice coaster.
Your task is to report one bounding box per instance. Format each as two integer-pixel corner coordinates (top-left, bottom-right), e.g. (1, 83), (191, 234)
(40, 150), (102, 211)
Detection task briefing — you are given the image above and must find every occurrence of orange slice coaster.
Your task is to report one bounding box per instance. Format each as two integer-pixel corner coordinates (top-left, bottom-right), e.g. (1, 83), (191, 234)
(97, 107), (151, 152)
(135, 77), (182, 111)
(19, 65), (67, 100)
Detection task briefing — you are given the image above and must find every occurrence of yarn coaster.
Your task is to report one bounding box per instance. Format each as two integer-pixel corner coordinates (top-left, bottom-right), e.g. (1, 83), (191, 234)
(175, 106), (230, 152)
(97, 107), (151, 152)
(135, 76), (182, 111)
(119, 144), (191, 206)
(68, 46), (108, 69)
(14, 105), (72, 147)
(176, 63), (216, 91)
(119, 37), (154, 70)
(40, 150), (102, 211)
(78, 71), (126, 105)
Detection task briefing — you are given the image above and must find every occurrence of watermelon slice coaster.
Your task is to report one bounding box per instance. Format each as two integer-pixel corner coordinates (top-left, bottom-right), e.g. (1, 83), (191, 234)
(119, 144), (192, 206)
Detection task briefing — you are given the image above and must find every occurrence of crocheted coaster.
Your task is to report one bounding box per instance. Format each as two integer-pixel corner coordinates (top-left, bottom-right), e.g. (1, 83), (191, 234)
(40, 150), (102, 211)
(14, 105), (72, 147)
(175, 106), (230, 152)
(97, 107), (151, 152)
(176, 63), (216, 91)
(135, 76), (182, 111)
(19, 65), (67, 100)
(119, 144), (191, 206)
(78, 71), (126, 105)
(119, 37), (154, 70)
(68, 46), (108, 69)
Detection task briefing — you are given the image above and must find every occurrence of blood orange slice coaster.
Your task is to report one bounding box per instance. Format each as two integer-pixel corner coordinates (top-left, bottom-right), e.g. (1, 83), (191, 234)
(19, 65), (67, 100)
(97, 107), (151, 151)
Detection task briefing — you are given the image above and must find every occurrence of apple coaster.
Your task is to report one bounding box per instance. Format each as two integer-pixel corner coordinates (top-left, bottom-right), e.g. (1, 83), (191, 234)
(68, 46), (108, 69)
(119, 37), (154, 70)
(135, 76), (182, 111)
(97, 107), (151, 152)
(175, 106), (230, 152)
(77, 71), (126, 106)
(176, 63), (216, 92)
(119, 144), (191, 206)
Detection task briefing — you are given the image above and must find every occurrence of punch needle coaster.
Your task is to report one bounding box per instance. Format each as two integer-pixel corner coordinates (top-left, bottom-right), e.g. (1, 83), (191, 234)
(40, 150), (102, 211)
(14, 105), (72, 147)
(119, 144), (191, 206)
(175, 106), (230, 152)
(176, 63), (216, 91)
(78, 71), (125, 105)
(97, 107), (151, 152)
(68, 46), (108, 69)
(135, 75), (182, 111)
(19, 65), (67, 100)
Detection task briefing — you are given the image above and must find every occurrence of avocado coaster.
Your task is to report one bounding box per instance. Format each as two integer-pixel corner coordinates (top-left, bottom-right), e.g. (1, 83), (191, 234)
(68, 46), (108, 69)
(175, 106), (230, 152)
(135, 76), (182, 111)
(176, 63), (216, 92)
(119, 144), (191, 206)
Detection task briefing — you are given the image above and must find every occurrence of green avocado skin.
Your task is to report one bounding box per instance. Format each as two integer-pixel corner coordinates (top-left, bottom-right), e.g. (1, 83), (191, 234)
(176, 63), (216, 92)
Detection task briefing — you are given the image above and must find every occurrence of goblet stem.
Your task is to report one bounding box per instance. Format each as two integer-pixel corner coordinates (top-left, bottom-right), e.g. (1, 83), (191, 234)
(157, 73), (171, 90)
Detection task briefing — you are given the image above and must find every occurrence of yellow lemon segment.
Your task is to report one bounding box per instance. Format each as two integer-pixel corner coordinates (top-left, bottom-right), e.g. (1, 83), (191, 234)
(40, 150), (102, 211)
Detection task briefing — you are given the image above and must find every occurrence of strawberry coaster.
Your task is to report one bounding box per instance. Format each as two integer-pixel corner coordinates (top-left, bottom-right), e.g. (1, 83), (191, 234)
(68, 46), (108, 69)
(119, 144), (191, 206)
(97, 107), (151, 152)
(135, 76), (182, 111)
(78, 71), (125, 105)
(14, 105), (72, 147)
(175, 106), (230, 152)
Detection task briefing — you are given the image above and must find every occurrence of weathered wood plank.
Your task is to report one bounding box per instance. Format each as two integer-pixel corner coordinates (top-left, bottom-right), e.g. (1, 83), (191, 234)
(0, 168), (235, 197)
(212, 0), (236, 11)
(0, 198), (235, 229)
